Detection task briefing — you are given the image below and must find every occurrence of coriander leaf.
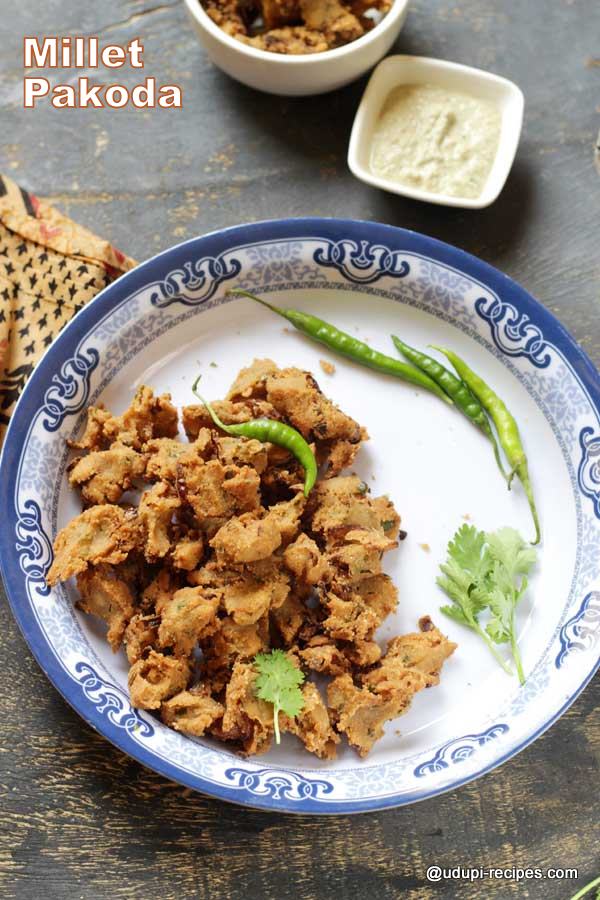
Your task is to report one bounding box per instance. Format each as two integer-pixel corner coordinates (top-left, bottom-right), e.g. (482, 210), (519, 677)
(436, 570), (472, 607)
(437, 573), (479, 630)
(437, 566), (479, 628)
(484, 582), (513, 644)
(486, 527), (536, 580)
(254, 649), (305, 744)
(439, 559), (474, 595)
(446, 524), (491, 584)
(437, 533), (506, 675)
(278, 684), (305, 719)
(439, 604), (470, 626)
(486, 617), (509, 643)
(516, 575), (529, 602)
(489, 559), (516, 599)
(437, 522), (538, 682)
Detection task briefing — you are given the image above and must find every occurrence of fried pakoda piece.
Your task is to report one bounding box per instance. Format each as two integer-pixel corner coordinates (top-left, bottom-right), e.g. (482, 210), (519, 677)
(210, 510), (282, 564)
(202, 494), (300, 566)
(319, 438), (362, 477)
(226, 360), (368, 474)
(284, 534), (329, 585)
(264, 493), (305, 544)
(216, 660), (274, 755)
(105, 386), (178, 449)
(171, 531), (205, 571)
(259, 448), (306, 501)
(68, 406), (113, 452)
(371, 495), (402, 541)
(310, 475), (383, 536)
(158, 586), (220, 655)
(70, 386), (178, 452)
(328, 670), (426, 758)
(187, 558), (239, 588)
(354, 574), (398, 623)
(144, 434), (213, 483)
(270, 592), (307, 645)
(322, 591), (380, 642)
(283, 682), (339, 759)
(343, 639), (382, 668)
(68, 443), (146, 505)
(76, 565), (136, 651)
(128, 649), (191, 709)
(161, 686), (224, 736)
(241, 26), (329, 53)
(299, 635), (380, 674)
(226, 359), (279, 401)
(265, 367), (363, 444)
(260, 0), (300, 28)
(182, 399), (279, 441)
(328, 620), (456, 756)
(215, 435), (268, 473)
(325, 541), (386, 586)
(221, 562), (290, 624)
(343, 527), (397, 553)
(299, 635), (349, 676)
(182, 459), (261, 523)
(299, 0), (363, 46)
(308, 478), (400, 598)
(200, 0), (387, 55)
(138, 482), (180, 560)
(141, 567), (180, 615)
(382, 617), (458, 683)
(47, 505), (141, 585)
(220, 465), (263, 512)
(124, 613), (160, 664)
(203, 0), (249, 36)
(200, 614), (269, 692)
(202, 614), (269, 671)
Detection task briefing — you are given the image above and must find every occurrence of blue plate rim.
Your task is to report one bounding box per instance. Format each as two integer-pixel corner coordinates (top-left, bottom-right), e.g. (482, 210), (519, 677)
(1, 216), (599, 814)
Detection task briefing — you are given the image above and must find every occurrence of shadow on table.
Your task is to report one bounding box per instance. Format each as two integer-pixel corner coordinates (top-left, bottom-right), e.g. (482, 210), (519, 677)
(213, 72), (365, 159)
(207, 73), (534, 263)
(371, 157), (535, 263)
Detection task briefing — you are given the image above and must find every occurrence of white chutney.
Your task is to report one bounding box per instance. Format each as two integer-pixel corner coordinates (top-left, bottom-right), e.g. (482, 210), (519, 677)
(370, 83), (502, 200)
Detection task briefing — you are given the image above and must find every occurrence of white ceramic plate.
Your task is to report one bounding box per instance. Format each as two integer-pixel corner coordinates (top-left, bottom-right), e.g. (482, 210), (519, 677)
(1, 218), (598, 813)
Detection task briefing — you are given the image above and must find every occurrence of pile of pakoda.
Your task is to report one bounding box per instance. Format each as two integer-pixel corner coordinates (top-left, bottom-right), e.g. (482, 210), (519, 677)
(47, 360), (455, 759)
(202, 0), (391, 55)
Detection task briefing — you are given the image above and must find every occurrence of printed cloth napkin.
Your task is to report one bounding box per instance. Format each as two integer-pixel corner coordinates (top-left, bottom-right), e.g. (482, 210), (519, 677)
(0, 174), (137, 443)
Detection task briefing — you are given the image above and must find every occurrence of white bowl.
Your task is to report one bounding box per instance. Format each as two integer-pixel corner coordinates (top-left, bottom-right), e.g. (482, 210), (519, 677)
(184, 0), (409, 96)
(348, 55), (525, 208)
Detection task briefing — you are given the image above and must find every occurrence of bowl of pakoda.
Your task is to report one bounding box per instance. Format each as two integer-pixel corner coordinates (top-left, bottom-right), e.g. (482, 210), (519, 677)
(184, 0), (409, 95)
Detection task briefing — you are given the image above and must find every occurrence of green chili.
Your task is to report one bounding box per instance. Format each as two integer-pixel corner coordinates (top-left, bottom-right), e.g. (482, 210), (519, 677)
(229, 289), (452, 406)
(391, 336), (507, 480)
(191, 376), (317, 496)
(432, 347), (541, 545)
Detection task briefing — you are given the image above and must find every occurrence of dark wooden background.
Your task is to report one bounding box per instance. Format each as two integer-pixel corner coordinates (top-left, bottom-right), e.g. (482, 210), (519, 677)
(1, 1), (599, 897)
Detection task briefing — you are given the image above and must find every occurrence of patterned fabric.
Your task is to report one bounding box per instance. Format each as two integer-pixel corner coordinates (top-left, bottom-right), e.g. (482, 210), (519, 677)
(0, 175), (136, 442)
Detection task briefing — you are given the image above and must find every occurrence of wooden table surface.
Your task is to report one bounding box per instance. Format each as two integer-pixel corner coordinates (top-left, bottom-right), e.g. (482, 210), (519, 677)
(1, 1), (599, 897)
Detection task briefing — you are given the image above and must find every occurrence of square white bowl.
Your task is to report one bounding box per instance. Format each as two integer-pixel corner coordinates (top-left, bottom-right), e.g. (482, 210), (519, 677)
(348, 55), (525, 209)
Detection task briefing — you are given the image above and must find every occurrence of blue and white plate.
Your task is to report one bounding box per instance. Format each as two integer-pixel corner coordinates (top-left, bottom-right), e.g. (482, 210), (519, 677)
(2, 218), (599, 813)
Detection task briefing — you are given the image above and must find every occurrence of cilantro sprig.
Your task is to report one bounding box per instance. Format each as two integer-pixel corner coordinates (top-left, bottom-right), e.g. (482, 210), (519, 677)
(437, 524), (537, 684)
(254, 650), (305, 744)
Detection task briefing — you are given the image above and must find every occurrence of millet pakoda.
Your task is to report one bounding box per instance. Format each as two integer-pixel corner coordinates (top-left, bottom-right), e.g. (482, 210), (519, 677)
(47, 360), (455, 759)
